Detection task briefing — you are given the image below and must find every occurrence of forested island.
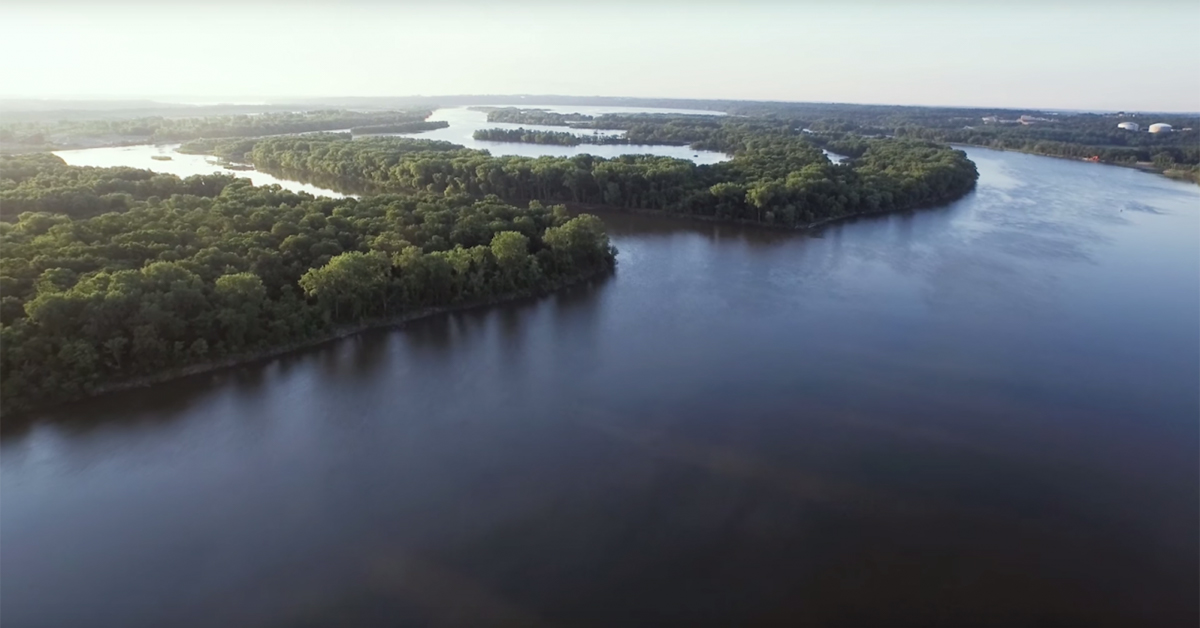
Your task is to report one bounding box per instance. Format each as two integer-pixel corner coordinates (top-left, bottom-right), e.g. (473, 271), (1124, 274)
(0, 153), (616, 415)
(473, 127), (632, 146)
(477, 107), (595, 126)
(481, 108), (723, 146)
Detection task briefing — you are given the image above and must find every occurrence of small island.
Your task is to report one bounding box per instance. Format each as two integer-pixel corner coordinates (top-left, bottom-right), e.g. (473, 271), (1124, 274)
(350, 120), (450, 135)
(473, 127), (630, 146)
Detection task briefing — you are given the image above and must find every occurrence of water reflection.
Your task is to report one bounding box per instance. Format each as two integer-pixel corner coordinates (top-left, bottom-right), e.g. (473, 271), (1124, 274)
(53, 144), (349, 198)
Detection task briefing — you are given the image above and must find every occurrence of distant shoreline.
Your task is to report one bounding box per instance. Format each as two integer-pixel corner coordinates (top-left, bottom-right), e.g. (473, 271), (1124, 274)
(949, 143), (1199, 185)
(565, 184), (978, 233)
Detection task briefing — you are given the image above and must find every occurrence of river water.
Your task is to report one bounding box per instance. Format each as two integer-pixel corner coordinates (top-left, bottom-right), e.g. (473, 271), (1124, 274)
(2, 148), (1197, 627)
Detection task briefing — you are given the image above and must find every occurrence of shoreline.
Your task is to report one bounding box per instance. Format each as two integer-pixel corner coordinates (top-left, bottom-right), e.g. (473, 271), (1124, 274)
(949, 143), (1199, 185)
(566, 185), (977, 233)
(4, 267), (614, 422)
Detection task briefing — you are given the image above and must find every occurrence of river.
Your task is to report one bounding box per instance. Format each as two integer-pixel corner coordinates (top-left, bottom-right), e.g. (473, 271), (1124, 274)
(2, 148), (1197, 627)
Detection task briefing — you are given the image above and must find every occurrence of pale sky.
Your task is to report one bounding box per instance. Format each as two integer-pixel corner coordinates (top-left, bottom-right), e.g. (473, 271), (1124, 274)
(2, 0), (1198, 112)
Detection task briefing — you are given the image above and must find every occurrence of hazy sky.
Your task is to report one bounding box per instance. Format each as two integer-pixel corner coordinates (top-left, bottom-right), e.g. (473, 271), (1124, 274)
(2, 0), (1198, 111)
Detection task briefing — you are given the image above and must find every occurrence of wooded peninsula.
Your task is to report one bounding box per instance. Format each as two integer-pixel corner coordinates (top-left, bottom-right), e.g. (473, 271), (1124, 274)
(0, 153), (616, 414)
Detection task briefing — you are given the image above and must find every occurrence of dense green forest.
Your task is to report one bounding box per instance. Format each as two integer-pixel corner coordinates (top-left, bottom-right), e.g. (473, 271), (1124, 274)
(0, 154), (616, 414)
(237, 126), (977, 227)
(1, 153), (239, 219)
(0, 109), (437, 151)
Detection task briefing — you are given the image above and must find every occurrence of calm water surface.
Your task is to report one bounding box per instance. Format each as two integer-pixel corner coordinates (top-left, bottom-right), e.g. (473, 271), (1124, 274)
(2, 148), (1197, 627)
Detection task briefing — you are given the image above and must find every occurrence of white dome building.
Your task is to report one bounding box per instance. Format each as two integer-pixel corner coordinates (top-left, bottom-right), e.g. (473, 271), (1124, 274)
(1148, 123), (1172, 133)
(1117, 122), (1139, 131)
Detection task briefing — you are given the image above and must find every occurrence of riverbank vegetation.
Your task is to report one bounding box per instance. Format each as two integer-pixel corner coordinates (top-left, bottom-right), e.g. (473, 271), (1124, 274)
(0, 155), (616, 414)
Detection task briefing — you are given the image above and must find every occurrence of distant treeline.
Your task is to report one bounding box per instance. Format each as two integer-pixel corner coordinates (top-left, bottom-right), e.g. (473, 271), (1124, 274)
(729, 102), (1200, 182)
(351, 121), (450, 135)
(0, 153), (239, 219)
(894, 126), (1200, 181)
(0, 110), (437, 147)
(481, 108), (594, 125)
(483, 107), (719, 129)
(0, 153), (616, 414)
(473, 127), (629, 146)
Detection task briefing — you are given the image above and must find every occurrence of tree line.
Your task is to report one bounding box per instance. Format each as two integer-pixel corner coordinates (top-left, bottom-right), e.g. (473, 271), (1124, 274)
(473, 127), (631, 146)
(481, 108), (595, 126)
(0, 154), (616, 414)
(0, 109), (439, 150)
(351, 121), (450, 135)
(719, 102), (1200, 182)
(1, 153), (239, 219)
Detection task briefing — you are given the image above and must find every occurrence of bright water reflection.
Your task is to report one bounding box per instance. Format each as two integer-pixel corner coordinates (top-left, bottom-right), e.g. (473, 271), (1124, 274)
(53, 144), (350, 198)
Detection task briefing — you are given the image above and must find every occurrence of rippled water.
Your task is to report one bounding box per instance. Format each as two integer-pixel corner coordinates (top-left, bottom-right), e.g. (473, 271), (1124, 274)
(2, 148), (1197, 627)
